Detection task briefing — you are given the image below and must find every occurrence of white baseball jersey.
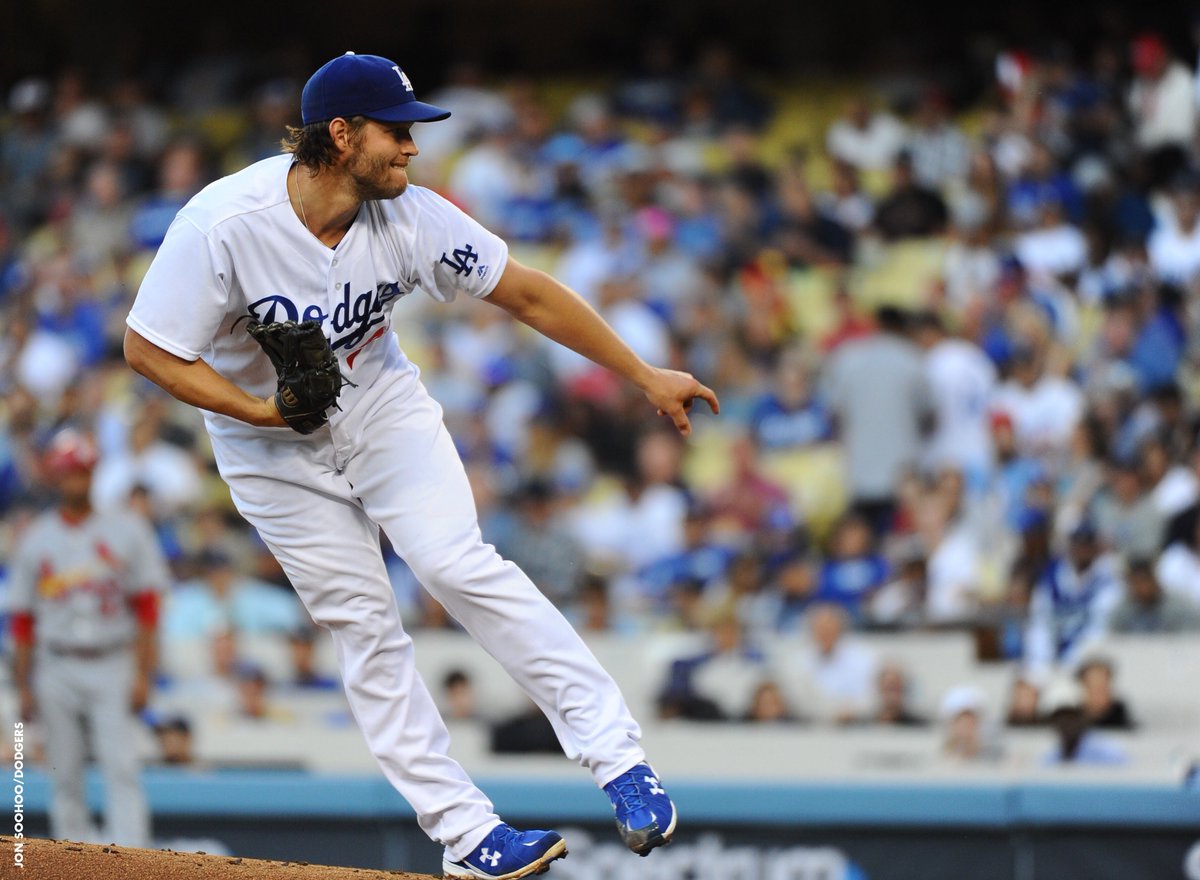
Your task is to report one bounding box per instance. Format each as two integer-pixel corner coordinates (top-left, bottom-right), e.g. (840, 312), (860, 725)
(924, 338), (997, 473)
(8, 509), (168, 651)
(127, 154), (508, 445)
(124, 153), (648, 860)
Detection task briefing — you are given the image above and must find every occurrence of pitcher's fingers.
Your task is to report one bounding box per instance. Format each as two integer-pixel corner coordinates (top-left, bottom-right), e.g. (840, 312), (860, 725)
(669, 404), (693, 436)
(694, 383), (720, 414)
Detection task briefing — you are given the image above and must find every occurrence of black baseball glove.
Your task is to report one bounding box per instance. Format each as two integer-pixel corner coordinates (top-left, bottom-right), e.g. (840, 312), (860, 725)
(244, 319), (343, 435)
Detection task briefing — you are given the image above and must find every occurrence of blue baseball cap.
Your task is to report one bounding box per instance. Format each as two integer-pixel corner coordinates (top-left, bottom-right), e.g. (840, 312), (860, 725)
(301, 52), (450, 126)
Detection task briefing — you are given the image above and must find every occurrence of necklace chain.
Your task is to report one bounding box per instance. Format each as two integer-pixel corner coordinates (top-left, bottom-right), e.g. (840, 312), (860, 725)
(293, 165), (310, 233)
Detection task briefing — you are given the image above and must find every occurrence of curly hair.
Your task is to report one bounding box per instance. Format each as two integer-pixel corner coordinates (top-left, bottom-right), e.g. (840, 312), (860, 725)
(280, 116), (369, 168)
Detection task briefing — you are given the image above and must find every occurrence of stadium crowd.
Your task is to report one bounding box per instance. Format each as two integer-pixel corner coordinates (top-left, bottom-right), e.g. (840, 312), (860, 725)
(2, 29), (1200, 767)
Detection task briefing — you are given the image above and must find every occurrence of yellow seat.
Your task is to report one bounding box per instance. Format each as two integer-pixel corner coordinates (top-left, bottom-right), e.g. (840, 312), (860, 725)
(854, 238), (949, 309)
(760, 444), (848, 539)
(784, 268), (840, 340)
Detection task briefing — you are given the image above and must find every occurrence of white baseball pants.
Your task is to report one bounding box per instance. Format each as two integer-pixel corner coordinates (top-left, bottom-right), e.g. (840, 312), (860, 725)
(214, 366), (644, 861)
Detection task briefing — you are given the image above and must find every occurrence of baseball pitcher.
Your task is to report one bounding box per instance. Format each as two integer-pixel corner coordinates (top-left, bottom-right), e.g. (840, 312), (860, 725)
(123, 52), (717, 878)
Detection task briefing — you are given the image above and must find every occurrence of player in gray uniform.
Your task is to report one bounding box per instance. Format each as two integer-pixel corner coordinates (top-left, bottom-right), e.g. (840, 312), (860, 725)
(9, 428), (168, 848)
(123, 52), (714, 878)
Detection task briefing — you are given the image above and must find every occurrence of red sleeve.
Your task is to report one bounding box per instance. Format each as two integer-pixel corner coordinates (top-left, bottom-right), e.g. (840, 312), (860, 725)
(128, 591), (160, 628)
(10, 612), (35, 645)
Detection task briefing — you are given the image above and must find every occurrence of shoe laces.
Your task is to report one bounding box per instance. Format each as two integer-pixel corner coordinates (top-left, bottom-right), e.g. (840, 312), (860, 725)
(487, 824), (523, 852)
(610, 774), (649, 813)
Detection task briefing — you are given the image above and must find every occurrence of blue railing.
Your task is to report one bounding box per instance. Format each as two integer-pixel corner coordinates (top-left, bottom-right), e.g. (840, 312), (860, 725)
(18, 768), (1200, 828)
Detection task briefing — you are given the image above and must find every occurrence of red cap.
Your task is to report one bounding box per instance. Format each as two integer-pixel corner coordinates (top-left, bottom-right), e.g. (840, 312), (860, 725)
(43, 429), (99, 474)
(1131, 34), (1168, 75)
(989, 409), (1014, 431)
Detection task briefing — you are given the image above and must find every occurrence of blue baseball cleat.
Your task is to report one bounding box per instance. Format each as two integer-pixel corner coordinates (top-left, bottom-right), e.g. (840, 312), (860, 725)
(603, 762), (677, 856)
(442, 823), (567, 879)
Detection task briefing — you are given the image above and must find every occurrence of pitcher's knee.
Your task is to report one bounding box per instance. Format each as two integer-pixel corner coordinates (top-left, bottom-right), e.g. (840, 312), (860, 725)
(411, 540), (513, 598)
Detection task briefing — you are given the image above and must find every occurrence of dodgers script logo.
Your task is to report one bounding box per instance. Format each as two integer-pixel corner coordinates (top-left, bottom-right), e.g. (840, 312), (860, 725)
(246, 282), (408, 363)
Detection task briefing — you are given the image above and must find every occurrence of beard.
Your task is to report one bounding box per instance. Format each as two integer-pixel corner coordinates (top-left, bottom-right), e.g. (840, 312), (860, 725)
(345, 147), (409, 200)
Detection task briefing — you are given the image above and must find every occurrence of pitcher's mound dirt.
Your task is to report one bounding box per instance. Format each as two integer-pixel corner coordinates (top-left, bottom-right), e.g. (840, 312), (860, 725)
(0, 836), (438, 880)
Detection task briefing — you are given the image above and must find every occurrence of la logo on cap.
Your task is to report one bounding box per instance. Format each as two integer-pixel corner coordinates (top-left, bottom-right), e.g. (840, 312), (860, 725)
(301, 51), (450, 125)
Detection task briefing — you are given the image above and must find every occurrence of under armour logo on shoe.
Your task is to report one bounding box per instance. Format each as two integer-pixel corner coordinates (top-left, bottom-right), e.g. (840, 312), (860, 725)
(646, 775), (665, 795)
(480, 848), (501, 867)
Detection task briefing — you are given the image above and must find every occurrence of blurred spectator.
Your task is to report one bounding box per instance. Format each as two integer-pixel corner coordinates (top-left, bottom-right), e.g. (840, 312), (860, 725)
(1006, 141), (1083, 228)
(1040, 677), (1128, 765)
(658, 609), (769, 721)
(1141, 433), (1199, 521)
(1089, 457), (1165, 560)
(939, 685), (1002, 762)
(572, 573), (619, 633)
(163, 549), (304, 639)
(1014, 199), (1087, 279)
(749, 347), (834, 451)
(824, 306), (932, 536)
(872, 662), (927, 727)
(991, 343), (1084, 459)
(1005, 675), (1043, 727)
(872, 152), (949, 241)
(864, 538), (926, 626)
(234, 79), (302, 167)
(448, 124), (522, 233)
(153, 715), (196, 766)
(1110, 558), (1200, 633)
(1147, 172), (1200, 286)
(91, 403), (205, 517)
(1024, 521), (1124, 674)
(818, 282), (874, 353)
(814, 513), (889, 618)
(493, 478), (587, 607)
(826, 98), (907, 172)
(769, 554), (819, 633)
(129, 139), (208, 250)
(567, 428), (689, 594)
(743, 680), (796, 723)
(3, 77), (57, 228)
(54, 68), (110, 153)
(987, 414), (1047, 533)
(708, 550), (784, 637)
(160, 626), (241, 714)
(818, 161), (875, 233)
(235, 663), (291, 723)
(638, 503), (736, 612)
(771, 175), (854, 267)
(1155, 514), (1200, 608)
(287, 626), (338, 691)
(441, 669), (479, 722)
(1076, 656), (1134, 730)
(1127, 33), (1196, 155)
(913, 310), (997, 486)
(68, 161), (134, 268)
(614, 39), (683, 125)
(636, 205), (708, 322)
(108, 78), (169, 163)
(489, 698), (561, 754)
(793, 603), (876, 724)
(948, 149), (1008, 240)
(663, 576), (710, 633)
(690, 43), (772, 131)
(907, 91), (970, 189)
(706, 432), (792, 537)
(911, 468), (983, 623)
(417, 61), (516, 159)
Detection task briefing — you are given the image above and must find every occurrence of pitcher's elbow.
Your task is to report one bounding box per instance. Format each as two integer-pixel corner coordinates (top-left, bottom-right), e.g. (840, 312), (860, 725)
(123, 327), (148, 376)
